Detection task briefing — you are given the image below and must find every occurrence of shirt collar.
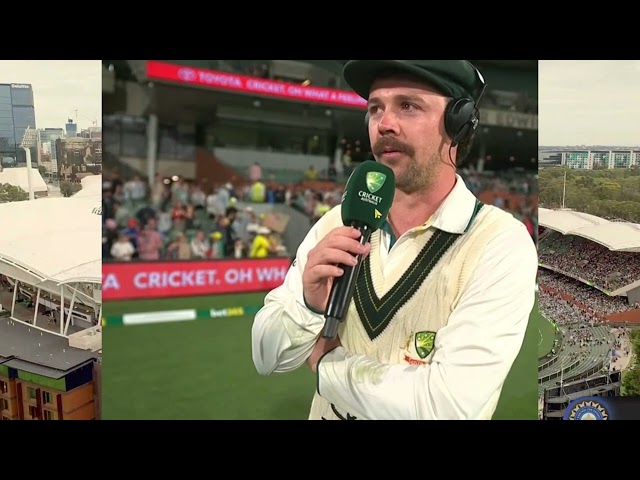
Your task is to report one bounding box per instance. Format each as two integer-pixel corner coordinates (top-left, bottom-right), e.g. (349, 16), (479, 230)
(380, 174), (479, 237)
(429, 174), (480, 235)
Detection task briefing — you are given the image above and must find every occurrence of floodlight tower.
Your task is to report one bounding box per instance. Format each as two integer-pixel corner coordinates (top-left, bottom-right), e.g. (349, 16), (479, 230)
(20, 127), (38, 201)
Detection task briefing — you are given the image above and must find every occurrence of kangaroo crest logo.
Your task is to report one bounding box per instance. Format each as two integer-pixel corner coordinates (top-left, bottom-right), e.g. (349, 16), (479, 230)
(415, 331), (436, 359)
(366, 172), (386, 193)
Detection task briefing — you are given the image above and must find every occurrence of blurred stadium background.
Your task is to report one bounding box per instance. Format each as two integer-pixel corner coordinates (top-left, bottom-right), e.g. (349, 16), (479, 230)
(537, 166), (640, 419)
(101, 60), (538, 420)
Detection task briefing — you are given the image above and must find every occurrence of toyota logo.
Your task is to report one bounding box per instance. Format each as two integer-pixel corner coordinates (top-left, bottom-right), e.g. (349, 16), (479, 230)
(177, 68), (197, 82)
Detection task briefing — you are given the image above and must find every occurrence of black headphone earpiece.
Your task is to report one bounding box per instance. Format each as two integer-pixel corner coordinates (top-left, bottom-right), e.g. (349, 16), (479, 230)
(444, 98), (479, 148)
(445, 61), (486, 148)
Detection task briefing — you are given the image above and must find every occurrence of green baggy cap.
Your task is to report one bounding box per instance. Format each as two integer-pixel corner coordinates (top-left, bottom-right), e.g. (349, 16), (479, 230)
(343, 60), (484, 101)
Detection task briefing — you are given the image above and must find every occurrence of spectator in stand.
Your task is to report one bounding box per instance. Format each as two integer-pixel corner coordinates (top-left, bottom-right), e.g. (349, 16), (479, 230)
(233, 238), (245, 259)
(121, 218), (140, 253)
(184, 202), (195, 229)
(111, 232), (136, 261)
(191, 230), (210, 259)
(172, 178), (189, 205)
(113, 201), (132, 229)
(103, 218), (119, 260)
(210, 231), (224, 258)
(136, 203), (157, 229)
(250, 180), (266, 203)
(234, 207), (253, 244)
(539, 232), (640, 291)
(312, 192), (330, 223)
(124, 175), (147, 209)
(151, 173), (166, 209)
(190, 182), (207, 209)
(249, 227), (276, 258)
(113, 182), (126, 204)
(221, 207), (240, 257)
(249, 161), (262, 183)
(171, 202), (188, 232)
(342, 149), (353, 177)
(304, 165), (318, 180)
(167, 232), (192, 260)
(216, 183), (232, 213)
(137, 218), (164, 261)
(205, 185), (217, 218)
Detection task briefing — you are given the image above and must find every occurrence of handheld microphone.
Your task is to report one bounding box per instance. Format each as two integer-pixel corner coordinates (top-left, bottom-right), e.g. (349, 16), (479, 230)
(323, 161), (395, 339)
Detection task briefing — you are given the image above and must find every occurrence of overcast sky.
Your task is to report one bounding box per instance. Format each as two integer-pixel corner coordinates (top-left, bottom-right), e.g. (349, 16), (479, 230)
(539, 60), (640, 147)
(0, 60), (101, 131)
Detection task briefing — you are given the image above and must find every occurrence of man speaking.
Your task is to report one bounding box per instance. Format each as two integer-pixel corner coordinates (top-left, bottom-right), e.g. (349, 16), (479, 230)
(251, 60), (538, 420)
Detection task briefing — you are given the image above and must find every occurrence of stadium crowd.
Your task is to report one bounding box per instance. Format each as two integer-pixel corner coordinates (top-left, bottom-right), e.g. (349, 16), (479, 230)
(538, 268), (633, 376)
(104, 174), (285, 262)
(538, 268), (638, 318)
(459, 169), (536, 242)
(102, 162), (537, 263)
(539, 230), (640, 291)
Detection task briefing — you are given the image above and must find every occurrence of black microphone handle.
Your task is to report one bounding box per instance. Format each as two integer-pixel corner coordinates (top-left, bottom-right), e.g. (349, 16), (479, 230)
(323, 222), (372, 339)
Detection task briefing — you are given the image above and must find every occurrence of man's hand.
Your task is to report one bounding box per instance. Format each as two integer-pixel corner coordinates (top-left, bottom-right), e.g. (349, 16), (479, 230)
(302, 226), (370, 313)
(307, 334), (342, 373)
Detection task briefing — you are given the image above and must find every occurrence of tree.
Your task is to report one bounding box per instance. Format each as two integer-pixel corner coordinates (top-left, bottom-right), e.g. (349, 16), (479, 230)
(59, 181), (82, 197)
(540, 168), (640, 222)
(622, 329), (640, 396)
(0, 183), (29, 203)
(623, 364), (640, 396)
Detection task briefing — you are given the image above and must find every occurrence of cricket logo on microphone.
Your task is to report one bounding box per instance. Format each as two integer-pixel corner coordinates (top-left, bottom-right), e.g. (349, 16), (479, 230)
(359, 172), (387, 209)
(366, 171), (387, 193)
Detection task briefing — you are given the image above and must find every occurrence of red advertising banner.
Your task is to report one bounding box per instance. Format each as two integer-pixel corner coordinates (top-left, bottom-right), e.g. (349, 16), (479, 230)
(146, 61), (367, 109)
(102, 258), (291, 301)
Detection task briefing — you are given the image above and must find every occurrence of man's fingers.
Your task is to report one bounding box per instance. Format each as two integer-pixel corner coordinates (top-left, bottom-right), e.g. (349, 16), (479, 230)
(331, 226), (365, 239)
(323, 235), (368, 256)
(306, 265), (344, 284)
(313, 247), (360, 269)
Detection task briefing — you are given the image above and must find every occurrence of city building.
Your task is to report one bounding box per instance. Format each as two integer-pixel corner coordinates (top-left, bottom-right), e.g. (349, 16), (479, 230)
(0, 319), (101, 420)
(65, 119), (77, 138)
(38, 128), (65, 178)
(539, 148), (640, 169)
(55, 136), (102, 179)
(0, 83), (37, 168)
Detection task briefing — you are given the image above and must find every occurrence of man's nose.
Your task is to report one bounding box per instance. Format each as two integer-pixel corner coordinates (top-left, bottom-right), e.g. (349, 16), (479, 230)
(376, 111), (400, 135)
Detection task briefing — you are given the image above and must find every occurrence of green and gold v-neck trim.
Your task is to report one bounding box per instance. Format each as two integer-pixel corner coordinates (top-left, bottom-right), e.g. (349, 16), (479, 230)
(354, 200), (484, 341)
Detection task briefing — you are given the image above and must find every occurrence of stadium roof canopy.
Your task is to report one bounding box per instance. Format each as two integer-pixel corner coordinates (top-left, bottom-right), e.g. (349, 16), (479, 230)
(539, 207), (640, 252)
(0, 167), (48, 194)
(0, 175), (102, 289)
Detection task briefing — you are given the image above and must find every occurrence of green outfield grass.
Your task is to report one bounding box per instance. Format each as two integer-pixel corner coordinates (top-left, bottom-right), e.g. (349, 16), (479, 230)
(492, 296), (540, 420)
(537, 311), (558, 359)
(102, 293), (540, 420)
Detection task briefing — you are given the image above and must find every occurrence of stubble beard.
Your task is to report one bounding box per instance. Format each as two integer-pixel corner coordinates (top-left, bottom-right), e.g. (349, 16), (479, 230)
(395, 151), (442, 195)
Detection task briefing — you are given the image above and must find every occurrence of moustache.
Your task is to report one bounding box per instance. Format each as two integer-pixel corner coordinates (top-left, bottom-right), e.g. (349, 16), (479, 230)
(373, 137), (415, 157)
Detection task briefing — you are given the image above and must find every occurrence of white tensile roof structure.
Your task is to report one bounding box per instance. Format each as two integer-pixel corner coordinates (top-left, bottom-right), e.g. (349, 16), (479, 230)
(539, 207), (640, 253)
(72, 174), (102, 198)
(0, 167), (48, 194)
(0, 175), (102, 338)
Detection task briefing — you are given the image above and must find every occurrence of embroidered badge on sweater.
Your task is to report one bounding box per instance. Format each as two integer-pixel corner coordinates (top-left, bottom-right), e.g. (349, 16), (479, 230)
(400, 331), (436, 365)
